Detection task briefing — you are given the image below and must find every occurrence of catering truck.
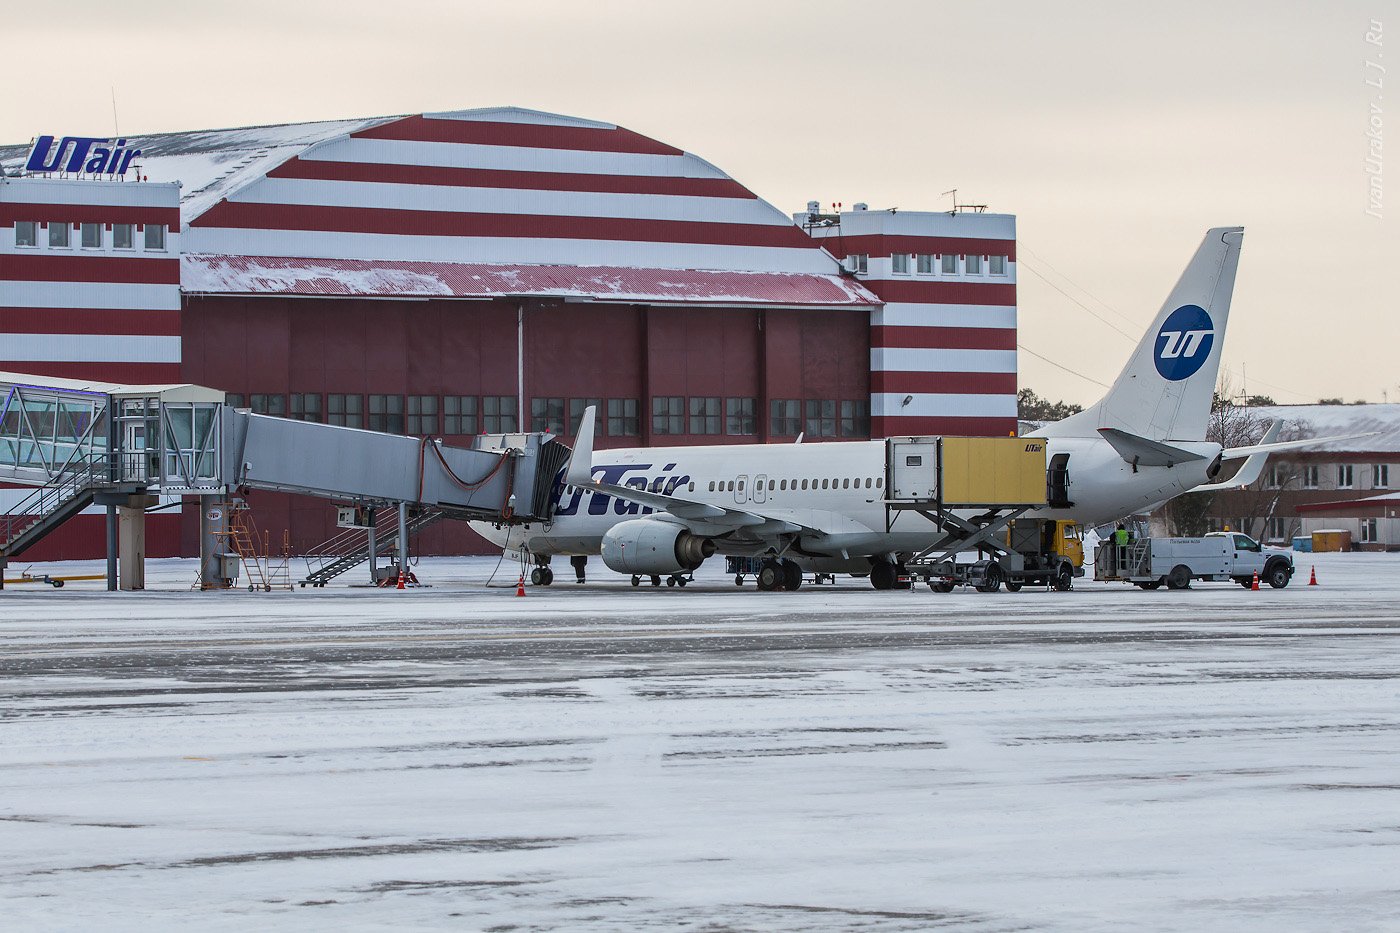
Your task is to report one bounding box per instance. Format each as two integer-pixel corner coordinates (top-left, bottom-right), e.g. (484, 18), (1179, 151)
(1095, 532), (1295, 590)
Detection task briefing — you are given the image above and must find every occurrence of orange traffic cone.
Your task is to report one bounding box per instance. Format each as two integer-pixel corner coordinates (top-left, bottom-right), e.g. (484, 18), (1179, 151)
(396, 566), (406, 590)
(515, 575), (526, 597)
(1308, 565), (1318, 586)
(1250, 570), (1260, 591)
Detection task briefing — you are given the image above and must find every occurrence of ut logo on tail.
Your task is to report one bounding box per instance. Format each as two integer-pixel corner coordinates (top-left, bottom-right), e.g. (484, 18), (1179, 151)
(1153, 304), (1215, 381)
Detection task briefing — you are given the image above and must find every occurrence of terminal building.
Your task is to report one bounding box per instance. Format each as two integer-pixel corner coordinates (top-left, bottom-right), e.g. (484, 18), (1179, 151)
(0, 107), (1018, 559)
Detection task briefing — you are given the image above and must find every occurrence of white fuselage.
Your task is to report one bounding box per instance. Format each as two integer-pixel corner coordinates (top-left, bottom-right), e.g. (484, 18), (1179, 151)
(472, 434), (1223, 573)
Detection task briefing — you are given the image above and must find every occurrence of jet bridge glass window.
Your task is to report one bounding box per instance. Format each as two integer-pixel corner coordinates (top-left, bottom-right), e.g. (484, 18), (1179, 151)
(14, 221), (37, 247)
(444, 396), (478, 434)
(725, 397), (756, 435)
(48, 222), (70, 248)
(289, 393), (321, 422)
(607, 398), (639, 437)
(805, 400), (837, 438)
(144, 223), (166, 250)
(483, 396), (518, 433)
(940, 253), (957, 274)
(250, 394), (287, 417)
(652, 396), (684, 435)
(569, 398), (601, 437)
(770, 399), (800, 436)
(690, 397), (721, 435)
(327, 393), (363, 428)
(530, 397), (565, 434)
(407, 395), (438, 435)
(113, 223), (134, 249)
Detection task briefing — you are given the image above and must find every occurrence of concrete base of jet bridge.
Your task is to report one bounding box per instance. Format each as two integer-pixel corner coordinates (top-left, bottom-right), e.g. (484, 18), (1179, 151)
(0, 372), (569, 591)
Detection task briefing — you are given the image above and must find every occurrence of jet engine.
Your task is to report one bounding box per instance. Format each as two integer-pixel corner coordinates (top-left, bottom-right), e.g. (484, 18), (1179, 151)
(600, 520), (715, 575)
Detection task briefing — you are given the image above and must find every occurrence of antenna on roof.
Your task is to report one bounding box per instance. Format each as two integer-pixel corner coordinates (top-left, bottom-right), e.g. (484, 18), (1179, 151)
(111, 86), (120, 137)
(941, 188), (988, 215)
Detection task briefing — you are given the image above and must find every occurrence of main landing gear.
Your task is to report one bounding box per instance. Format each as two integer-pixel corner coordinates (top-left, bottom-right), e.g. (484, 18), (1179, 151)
(530, 566), (554, 586)
(754, 558), (802, 592)
(631, 573), (690, 587)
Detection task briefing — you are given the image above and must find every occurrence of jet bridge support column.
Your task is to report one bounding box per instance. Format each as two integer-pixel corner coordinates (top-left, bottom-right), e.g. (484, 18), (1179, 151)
(397, 502), (409, 580)
(365, 507), (377, 584)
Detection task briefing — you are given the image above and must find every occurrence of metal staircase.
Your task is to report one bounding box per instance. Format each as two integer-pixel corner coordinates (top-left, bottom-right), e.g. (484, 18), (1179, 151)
(1, 460), (138, 560)
(300, 507), (444, 587)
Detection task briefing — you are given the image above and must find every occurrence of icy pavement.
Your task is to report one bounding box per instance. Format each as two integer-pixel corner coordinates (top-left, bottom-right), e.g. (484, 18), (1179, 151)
(2, 553), (1398, 931)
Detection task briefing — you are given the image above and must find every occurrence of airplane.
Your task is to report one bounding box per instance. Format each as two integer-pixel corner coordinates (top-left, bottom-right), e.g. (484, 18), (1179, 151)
(472, 227), (1346, 590)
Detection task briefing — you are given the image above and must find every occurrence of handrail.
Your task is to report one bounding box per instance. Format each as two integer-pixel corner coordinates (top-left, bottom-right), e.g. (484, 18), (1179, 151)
(1, 455), (115, 550)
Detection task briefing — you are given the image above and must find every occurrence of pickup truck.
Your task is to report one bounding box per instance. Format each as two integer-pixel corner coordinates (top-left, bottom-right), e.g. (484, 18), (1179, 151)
(1095, 532), (1295, 590)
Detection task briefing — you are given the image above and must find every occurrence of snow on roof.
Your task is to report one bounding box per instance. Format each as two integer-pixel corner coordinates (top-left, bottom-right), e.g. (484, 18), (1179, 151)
(1250, 404), (1400, 453)
(0, 370), (221, 400)
(181, 254), (879, 307)
(0, 114), (395, 220)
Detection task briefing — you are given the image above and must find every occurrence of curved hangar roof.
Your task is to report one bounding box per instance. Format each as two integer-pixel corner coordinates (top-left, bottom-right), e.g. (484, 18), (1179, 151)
(5, 108), (872, 308)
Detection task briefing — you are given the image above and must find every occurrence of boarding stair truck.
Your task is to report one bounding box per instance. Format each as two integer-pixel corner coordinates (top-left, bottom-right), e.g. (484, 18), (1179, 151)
(1095, 531), (1294, 590)
(889, 437), (1084, 592)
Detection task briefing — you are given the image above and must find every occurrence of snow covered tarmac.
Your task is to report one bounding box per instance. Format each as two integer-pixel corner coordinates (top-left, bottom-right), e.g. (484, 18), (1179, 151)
(3, 553), (1398, 931)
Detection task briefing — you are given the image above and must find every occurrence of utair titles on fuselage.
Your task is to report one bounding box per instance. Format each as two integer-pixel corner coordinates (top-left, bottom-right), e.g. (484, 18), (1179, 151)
(473, 227), (1325, 587)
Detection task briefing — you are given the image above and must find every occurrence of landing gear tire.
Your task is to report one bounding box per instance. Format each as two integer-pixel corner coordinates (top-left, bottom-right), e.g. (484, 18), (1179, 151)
(757, 560), (783, 592)
(870, 561), (897, 591)
(782, 560), (802, 591)
(677, 575), (688, 588)
(1166, 565), (1191, 590)
(1053, 563), (1073, 592)
(530, 567), (554, 586)
(631, 575), (641, 587)
(650, 575), (662, 587)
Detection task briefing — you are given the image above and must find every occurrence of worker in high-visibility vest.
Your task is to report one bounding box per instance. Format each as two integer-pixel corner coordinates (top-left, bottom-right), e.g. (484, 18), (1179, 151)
(1113, 524), (1131, 547)
(1112, 524), (1130, 575)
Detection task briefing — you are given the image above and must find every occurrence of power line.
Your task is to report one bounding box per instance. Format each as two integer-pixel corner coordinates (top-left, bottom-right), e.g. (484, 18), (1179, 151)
(1018, 260), (1138, 342)
(1017, 343), (1111, 390)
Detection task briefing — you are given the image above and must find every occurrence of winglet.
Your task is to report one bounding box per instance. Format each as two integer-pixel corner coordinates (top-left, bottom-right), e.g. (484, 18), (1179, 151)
(1187, 421), (1281, 493)
(566, 406), (596, 486)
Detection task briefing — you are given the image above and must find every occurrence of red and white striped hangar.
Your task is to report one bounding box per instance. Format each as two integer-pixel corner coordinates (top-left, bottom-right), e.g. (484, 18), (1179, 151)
(0, 107), (1018, 559)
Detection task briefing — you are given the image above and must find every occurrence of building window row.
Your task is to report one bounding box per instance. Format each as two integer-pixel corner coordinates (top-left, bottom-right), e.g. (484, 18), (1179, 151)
(13, 220), (167, 251)
(225, 393), (870, 440)
(228, 392), (518, 435)
(871, 251), (1010, 278)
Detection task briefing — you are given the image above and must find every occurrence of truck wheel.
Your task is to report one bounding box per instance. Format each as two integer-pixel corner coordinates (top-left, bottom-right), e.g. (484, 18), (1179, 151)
(1265, 560), (1291, 589)
(1004, 578), (1023, 592)
(734, 574), (744, 586)
(976, 563), (1003, 593)
(1144, 580), (1163, 590)
(1166, 565), (1191, 590)
(870, 561), (896, 590)
(1054, 563), (1073, 592)
(931, 581), (955, 593)
(1236, 577), (1253, 588)
(631, 575), (641, 587)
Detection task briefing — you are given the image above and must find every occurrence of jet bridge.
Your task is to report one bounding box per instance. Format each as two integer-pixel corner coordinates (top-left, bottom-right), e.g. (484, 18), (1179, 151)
(0, 372), (567, 590)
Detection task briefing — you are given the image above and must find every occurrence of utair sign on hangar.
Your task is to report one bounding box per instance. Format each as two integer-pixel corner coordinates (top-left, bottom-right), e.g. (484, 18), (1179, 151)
(25, 135), (143, 177)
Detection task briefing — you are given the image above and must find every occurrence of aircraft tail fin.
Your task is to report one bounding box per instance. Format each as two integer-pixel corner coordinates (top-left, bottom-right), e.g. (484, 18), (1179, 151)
(1039, 227), (1244, 442)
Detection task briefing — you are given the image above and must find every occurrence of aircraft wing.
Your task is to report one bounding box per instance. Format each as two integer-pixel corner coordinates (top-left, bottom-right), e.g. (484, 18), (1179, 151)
(565, 407), (806, 536)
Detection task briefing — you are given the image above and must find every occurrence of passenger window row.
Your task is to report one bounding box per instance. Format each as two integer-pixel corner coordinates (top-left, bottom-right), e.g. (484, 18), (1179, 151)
(705, 477), (882, 492)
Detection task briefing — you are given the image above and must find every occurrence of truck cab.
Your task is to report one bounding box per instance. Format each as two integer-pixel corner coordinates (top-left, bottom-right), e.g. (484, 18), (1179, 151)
(1202, 532), (1294, 588)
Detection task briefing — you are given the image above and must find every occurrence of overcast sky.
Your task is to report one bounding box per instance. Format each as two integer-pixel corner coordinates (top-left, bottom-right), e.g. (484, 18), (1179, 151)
(7, 0), (1393, 406)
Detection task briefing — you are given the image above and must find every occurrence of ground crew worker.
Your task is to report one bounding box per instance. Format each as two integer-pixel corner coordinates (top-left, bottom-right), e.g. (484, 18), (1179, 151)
(571, 554), (588, 584)
(1113, 524), (1130, 547)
